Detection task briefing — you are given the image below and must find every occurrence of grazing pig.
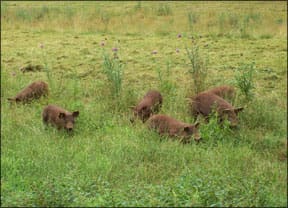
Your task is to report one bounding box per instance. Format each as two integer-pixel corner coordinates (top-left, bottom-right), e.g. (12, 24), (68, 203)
(203, 85), (235, 101)
(190, 92), (243, 127)
(147, 114), (201, 143)
(8, 80), (48, 103)
(42, 104), (79, 132)
(20, 64), (43, 73)
(130, 90), (163, 123)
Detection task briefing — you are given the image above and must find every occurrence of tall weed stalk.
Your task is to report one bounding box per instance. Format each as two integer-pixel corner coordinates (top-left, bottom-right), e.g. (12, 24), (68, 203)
(40, 44), (54, 93)
(188, 12), (199, 33)
(102, 52), (124, 97)
(186, 43), (208, 95)
(156, 59), (175, 94)
(234, 62), (255, 101)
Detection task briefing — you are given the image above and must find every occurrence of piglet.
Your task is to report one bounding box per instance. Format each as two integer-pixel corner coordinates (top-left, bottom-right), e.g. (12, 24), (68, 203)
(147, 114), (201, 143)
(190, 92), (243, 127)
(8, 80), (48, 103)
(130, 90), (163, 123)
(203, 85), (235, 101)
(42, 104), (79, 132)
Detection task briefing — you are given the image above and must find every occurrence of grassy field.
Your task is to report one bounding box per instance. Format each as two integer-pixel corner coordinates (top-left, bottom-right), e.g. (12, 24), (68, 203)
(1, 1), (287, 207)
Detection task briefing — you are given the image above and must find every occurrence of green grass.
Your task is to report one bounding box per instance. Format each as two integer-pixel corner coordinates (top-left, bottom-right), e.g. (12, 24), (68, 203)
(1, 1), (287, 207)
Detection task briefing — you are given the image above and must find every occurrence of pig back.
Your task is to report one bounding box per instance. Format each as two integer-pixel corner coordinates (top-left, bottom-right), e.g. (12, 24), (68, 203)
(192, 92), (233, 116)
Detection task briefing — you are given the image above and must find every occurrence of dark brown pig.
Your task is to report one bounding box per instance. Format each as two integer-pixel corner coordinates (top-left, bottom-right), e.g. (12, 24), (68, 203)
(190, 92), (243, 127)
(42, 104), (79, 132)
(130, 90), (163, 123)
(20, 64), (43, 73)
(203, 85), (235, 101)
(8, 81), (48, 103)
(147, 114), (201, 143)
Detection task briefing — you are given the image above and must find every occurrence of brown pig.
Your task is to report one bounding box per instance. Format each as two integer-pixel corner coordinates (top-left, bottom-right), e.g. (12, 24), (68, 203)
(147, 114), (201, 143)
(190, 92), (243, 127)
(20, 64), (43, 73)
(203, 85), (235, 101)
(42, 104), (79, 132)
(8, 80), (48, 103)
(130, 90), (163, 123)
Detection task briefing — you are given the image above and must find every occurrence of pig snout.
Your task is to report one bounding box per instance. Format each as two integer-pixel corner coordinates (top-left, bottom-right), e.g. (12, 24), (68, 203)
(193, 132), (202, 142)
(229, 119), (238, 128)
(65, 122), (74, 131)
(230, 122), (240, 129)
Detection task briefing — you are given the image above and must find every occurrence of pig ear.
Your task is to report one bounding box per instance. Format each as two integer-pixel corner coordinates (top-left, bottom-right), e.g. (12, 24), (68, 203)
(72, 111), (79, 117)
(141, 106), (148, 111)
(184, 126), (191, 133)
(234, 107), (244, 114)
(59, 112), (66, 119)
(194, 122), (200, 128)
(223, 109), (232, 113)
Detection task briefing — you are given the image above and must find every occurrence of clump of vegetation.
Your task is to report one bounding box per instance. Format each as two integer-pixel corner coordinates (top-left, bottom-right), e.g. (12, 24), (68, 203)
(239, 98), (285, 131)
(199, 111), (233, 144)
(187, 12), (199, 32)
(40, 43), (54, 94)
(218, 12), (226, 36)
(100, 11), (110, 32)
(156, 59), (175, 94)
(234, 62), (255, 101)
(102, 51), (124, 97)
(156, 4), (173, 16)
(227, 12), (239, 28)
(186, 43), (208, 95)
(134, 1), (142, 11)
(240, 15), (251, 39)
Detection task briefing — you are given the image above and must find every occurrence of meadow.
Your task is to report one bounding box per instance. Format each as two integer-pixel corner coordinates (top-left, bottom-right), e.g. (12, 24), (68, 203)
(1, 1), (287, 207)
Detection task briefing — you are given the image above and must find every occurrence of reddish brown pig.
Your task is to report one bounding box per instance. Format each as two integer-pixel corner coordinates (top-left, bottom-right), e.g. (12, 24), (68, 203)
(8, 81), (48, 103)
(130, 90), (163, 123)
(42, 105), (79, 132)
(203, 85), (235, 101)
(190, 92), (243, 127)
(147, 114), (201, 143)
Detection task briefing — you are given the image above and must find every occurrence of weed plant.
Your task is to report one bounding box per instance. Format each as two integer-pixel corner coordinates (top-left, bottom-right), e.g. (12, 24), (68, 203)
(234, 62), (255, 101)
(186, 43), (208, 95)
(102, 51), (124, 98)
(157, 59), (175, 95)
(156, 4), (172, 16)
(188, 12), (199, 33)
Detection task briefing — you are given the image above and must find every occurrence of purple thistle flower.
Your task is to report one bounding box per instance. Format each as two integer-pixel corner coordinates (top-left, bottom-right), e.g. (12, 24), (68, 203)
(177, 33), (182, 38)
(151, 50), (157, 55)
(112, 47), (118, 52)
(176, 48), (180, 53)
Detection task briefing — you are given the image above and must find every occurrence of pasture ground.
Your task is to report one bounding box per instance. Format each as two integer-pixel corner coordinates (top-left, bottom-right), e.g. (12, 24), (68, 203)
(1, 1), (287, 206)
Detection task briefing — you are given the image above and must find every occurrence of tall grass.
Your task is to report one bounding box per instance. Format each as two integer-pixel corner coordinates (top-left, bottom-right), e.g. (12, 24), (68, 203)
(156, 59), (175, 94)
(187, 12), (199, 34)
(234, 62), (255, 101)
(156, 4), (173, 16)
(40, 44), (54, 95)
(1, 2), (285, 37)
(218, 12), (226, 36)
(185, 43), (208, 95)
(102, 51), (124, 97)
